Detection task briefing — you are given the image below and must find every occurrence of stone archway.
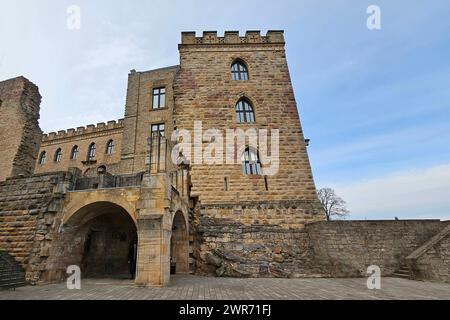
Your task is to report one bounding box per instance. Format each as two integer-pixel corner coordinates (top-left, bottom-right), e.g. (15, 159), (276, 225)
(55, 202), (138, 280)
(170, 211), (189, 274)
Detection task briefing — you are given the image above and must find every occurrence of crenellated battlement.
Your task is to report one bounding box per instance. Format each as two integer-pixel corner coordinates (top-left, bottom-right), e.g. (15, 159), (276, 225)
(42, 119), (124, 142)
(180, 30), (285, 46)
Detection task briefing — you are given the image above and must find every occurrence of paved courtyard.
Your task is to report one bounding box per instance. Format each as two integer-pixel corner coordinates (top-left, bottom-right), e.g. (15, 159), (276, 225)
(1, 276), (449, 300)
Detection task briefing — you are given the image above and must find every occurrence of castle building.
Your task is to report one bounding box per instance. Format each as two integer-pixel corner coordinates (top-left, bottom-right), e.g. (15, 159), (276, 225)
(1, 31), (447, 287)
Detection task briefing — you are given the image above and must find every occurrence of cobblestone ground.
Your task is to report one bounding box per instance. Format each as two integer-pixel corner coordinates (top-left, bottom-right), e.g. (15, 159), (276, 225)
(1, 276), (449, 300)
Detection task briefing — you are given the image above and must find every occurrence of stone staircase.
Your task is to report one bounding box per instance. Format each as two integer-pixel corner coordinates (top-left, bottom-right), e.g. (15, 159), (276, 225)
(392, 223), (450, 281)
(0, 251), (26, 290)
(392, 262), (411, 279)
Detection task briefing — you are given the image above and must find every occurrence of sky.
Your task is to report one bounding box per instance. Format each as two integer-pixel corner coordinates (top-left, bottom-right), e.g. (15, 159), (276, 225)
(1, 0), (449, 220)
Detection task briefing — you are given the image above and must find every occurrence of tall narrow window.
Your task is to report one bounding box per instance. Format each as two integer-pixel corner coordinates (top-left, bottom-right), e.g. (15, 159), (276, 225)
(54, 148), (62, 163)
(231, 60), (249, 81)
(39, 151), (47, 165)
(150, 123), (166, 172)
(106, 140), (115, 155)
(224, 177), (228, 191)
(242, 147), (262, 175)
(152, 87), (166, 109)
(88, 143), (96, 161)
(236, 99), (255, 123)
(71, 146), (79, 160)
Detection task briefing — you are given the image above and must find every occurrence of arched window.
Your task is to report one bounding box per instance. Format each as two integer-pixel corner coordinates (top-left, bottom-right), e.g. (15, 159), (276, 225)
(71, 146), (79, 160)
(88, 143), (96, 161)
(106, 140), (115, 155)
(236, 99), (255, 123)
(54, 148), (62, 163)
(39, 151), (47, 165)
(242, 147), (262, 175)
(231, 60), (249, 81)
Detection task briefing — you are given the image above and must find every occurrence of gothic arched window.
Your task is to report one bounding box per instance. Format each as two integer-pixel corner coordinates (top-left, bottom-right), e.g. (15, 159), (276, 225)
(235, 99), (255, 123)
(242, 147), (262, 175)
(106, 140), (115, 155)
(88, 143), (96, 161)
(54, 148), (62, 163)
(71, 146), (79, 160)
(39, 151), (47, 165)
(231, 60), (249, 81)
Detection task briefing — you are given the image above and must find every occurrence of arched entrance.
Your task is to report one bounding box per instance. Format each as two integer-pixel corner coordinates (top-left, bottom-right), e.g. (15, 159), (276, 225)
(170, 211), (189, 274)
(63, 202), (137, 280)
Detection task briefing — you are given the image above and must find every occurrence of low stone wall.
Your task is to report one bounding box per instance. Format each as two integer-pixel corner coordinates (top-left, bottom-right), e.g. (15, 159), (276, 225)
(194, 217), (449, 279)
(0, 173), (70, 283)
(306, 220), (447, 277)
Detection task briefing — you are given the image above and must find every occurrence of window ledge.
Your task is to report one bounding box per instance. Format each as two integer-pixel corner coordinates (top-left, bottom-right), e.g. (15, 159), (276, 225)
(151, 107), (169, 111)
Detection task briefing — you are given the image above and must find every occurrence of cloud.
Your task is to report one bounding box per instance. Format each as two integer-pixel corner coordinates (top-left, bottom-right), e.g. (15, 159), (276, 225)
(312, 121), (450, 167)
(74, 34), (146, 71)
(332, 163), (450, 221)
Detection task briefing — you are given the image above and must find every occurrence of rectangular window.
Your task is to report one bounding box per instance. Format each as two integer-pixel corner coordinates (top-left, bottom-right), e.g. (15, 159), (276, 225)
(151, 123), (165, 137)
(152, 87), (166, 109)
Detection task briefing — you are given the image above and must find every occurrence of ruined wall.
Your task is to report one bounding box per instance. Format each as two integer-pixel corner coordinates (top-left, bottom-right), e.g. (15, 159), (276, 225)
(0, 76), (42, 181)
(306, 220), (448, 277)
(0, 173), (70, 283)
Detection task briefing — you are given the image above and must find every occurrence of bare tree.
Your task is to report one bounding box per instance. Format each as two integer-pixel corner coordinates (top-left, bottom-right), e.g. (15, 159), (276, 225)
(317, 188), (350, 221)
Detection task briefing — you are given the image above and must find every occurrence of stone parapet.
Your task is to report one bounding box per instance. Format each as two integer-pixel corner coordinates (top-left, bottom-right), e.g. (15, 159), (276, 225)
(180, 30), (285, 46)
(42, 119), (124, 143)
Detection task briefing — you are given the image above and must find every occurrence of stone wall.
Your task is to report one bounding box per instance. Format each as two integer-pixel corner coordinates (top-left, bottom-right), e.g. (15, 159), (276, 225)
(306, 220), (448, 277)
(414, 235), (450, 283)
(192, 201), (323, 278)
(194, 218), (449, 279)
(406, 224), (450, 283)
(0, 76), (42, 182)
(0, 173), (70, 283)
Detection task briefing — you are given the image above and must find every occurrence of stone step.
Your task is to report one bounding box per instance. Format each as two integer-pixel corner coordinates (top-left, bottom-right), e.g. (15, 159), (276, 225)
(0, 251), (26, 289)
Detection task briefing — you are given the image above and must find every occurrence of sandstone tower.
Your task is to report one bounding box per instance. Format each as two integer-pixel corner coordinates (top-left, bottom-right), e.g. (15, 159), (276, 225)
(0, 77), (42, 181)
(174, 31), (324, 276)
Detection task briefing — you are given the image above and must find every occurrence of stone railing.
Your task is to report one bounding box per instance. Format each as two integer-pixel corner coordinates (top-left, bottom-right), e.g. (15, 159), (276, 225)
(72, 172), (144, 191)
